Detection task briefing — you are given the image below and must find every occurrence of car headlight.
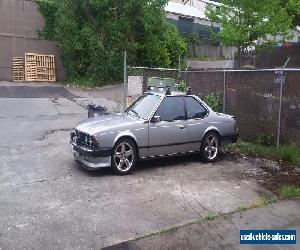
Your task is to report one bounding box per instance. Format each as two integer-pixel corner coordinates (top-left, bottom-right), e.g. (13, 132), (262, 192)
(90, 135), (98, 147)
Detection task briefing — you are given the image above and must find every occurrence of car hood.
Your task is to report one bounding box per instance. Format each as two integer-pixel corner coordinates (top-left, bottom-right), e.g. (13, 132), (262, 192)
(75, 113), (139, 135)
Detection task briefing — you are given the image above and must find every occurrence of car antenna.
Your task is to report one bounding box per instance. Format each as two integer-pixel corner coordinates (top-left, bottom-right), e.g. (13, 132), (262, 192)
(165, 87), (171, 95)
(186, 87), (192, 95)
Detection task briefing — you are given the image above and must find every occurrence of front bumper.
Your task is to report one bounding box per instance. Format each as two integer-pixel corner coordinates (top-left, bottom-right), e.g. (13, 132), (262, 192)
(70, 141), (112, 169)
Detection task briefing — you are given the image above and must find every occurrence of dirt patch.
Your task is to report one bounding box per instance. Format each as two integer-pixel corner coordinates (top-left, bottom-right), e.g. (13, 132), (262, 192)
(221, 152), (300, 195)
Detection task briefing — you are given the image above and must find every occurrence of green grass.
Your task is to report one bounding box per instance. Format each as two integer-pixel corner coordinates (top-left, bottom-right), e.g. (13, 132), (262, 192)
(225, 140), (300, 167)
(279, 185), (300, 199)
(204, 213), (218, 221)
(65, 77), (121, 89)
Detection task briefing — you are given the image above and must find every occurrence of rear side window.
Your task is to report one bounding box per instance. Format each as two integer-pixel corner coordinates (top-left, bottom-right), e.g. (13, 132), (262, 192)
(185, 97), (208, 119)
(155, 97), (185, 122)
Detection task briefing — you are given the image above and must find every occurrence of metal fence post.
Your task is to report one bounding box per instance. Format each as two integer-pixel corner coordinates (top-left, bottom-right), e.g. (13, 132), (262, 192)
(178, 55), (181, 79)
(276, 58), (290, 147)
(223, 69), (226, 113)
(185, 61), (190, 87)
(277, 74), (283, 147)
(123, 51), (127, 113)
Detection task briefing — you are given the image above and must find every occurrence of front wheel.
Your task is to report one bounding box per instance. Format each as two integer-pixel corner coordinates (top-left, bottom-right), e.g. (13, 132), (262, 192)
(200, 132), (220, 163)
(111, 138), (137, 175)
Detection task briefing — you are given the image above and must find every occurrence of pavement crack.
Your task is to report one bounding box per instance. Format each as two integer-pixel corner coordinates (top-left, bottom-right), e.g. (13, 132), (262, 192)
(177, 173), (203, 218)
(35, 128), (72, 141)
(0, 175), (73, 189)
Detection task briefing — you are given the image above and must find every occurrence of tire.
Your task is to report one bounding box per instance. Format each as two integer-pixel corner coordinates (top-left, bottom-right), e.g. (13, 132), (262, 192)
(111, 138), (137, 175)
(200, 131), (220, 163)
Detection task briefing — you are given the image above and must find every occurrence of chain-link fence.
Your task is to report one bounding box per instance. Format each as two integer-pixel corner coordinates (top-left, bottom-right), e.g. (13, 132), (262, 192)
(125, 65), (300, 146)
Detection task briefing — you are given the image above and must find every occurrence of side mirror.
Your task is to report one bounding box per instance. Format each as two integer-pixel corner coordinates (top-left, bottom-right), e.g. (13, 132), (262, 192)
(151, 115), (161, 123)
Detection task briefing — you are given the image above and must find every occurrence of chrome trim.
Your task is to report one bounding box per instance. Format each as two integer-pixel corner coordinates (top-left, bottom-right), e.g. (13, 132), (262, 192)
(140, 150), (199, 159)
(70, 141), (94, 153)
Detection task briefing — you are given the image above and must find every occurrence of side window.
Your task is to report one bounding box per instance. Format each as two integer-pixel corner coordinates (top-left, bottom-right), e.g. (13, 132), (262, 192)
(185, 97), (208, 119)
(155, 97), (185, 122)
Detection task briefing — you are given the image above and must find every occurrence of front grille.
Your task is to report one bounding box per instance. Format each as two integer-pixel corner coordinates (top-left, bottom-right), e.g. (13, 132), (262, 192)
(74, 130), (93, 147)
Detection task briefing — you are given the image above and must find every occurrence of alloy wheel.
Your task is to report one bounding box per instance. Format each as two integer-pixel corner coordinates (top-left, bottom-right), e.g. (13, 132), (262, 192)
(204, 134), (218, 160)
(114, 142), (134, 172)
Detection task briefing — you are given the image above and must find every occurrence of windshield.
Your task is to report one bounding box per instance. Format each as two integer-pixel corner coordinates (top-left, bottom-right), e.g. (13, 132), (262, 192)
(126, 94), (161, 120)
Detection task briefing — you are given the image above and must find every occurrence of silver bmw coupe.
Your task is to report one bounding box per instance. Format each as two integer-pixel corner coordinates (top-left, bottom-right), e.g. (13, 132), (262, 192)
(71, 89), (239, 175)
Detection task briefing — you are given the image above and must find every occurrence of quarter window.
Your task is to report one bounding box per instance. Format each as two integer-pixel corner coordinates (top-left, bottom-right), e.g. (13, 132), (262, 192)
(185, 97), (207, 119)
(155, 97), (185, 122)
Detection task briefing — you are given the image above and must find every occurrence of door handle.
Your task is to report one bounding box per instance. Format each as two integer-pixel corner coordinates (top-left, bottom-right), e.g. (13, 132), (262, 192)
(179, 125), (186, 130)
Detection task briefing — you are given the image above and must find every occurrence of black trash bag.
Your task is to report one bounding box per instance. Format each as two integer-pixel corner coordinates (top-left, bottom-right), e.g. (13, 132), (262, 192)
(87, 104), (109, 118)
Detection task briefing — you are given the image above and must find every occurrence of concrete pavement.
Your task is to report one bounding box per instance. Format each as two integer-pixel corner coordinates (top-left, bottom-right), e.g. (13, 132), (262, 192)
(107, 199), (300, 250)
(0, 82), (299, 249)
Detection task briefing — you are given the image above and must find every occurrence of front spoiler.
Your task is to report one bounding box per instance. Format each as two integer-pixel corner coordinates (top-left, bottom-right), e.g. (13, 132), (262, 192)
(70, 141), (112, 157)
(71, 142), (112, 169)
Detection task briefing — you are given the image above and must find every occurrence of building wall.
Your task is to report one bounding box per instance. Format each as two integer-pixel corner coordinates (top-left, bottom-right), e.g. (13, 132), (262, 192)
(0, 0), (65, 81)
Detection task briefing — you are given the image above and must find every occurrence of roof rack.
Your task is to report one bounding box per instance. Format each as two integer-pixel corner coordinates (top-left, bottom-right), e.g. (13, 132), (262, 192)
(147, 85), (192, 95)
(186, 87), (192, 95)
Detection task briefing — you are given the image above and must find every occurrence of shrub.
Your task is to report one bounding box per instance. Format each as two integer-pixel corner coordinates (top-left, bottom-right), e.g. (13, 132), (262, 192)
(225, 140), (300, 167)
(203, 92), (223, 112)
(36, 0), (187, 86)
(255, 133), (274, 146)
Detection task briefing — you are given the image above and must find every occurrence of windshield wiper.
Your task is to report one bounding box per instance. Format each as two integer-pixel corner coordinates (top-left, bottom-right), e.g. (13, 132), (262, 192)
(128, 109), (140, 118)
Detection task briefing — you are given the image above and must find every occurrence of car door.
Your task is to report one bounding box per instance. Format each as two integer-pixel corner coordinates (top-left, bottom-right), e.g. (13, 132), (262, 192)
(148, 96), (188, 156)
(185, 96), (209, 152)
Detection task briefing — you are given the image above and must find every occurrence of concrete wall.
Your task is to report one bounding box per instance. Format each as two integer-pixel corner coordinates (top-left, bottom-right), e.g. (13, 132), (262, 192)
(0, 0), (65, 81)
(188, 43), (237, 60)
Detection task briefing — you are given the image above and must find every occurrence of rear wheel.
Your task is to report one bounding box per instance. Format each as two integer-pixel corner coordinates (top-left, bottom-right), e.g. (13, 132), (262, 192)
(111, 138), (137, 175)
(200, 132), (220, 163)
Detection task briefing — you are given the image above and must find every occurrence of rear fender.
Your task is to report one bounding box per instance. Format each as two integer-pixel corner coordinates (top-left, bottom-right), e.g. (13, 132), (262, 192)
(202, 126), (221, 140)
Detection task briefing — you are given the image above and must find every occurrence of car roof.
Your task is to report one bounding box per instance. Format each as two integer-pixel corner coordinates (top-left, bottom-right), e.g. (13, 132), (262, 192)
(145, 90), (193, 97)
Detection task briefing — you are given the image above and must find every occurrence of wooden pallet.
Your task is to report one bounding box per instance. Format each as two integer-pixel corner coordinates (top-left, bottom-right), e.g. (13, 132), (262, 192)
(36, 54), (56, 82)
(12, 57), (24, 81)
(25, 53), (37, 81)
(25, 53), (56, 82)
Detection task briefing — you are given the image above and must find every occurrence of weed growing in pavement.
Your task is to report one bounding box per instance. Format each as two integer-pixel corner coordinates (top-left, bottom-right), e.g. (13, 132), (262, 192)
(236, 206), (248, 212)
(204, 213), (218, 221)
(224, 140), (300, 167)
(279, 185), (300, 199)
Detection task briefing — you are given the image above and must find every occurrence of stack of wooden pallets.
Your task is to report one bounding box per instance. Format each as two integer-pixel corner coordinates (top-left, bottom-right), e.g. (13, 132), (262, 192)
(13, 53), (56, 82)
(12, 57), (25, 81)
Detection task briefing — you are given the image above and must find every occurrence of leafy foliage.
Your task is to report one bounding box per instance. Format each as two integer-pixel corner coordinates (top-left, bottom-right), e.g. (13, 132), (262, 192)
(279, 185), (300, 199)
(283, 0), (300, 27)
(255, 133), (274, 146)
(36, 0), (187, 85)
(178, 80), (186, 92)
(225, 140), (300, 167)
(205, 0), (293, 63)
(203, 92), (223, 112)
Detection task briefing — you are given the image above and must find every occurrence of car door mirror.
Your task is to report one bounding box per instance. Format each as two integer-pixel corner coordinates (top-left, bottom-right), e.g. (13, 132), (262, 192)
(151, 115), (161, 123)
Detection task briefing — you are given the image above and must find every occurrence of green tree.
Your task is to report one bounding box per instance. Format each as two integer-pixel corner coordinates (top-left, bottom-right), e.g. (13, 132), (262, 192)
(283, 0), (300, 27)
(36, 0), (187, 85)
(206, 0), (293, 67)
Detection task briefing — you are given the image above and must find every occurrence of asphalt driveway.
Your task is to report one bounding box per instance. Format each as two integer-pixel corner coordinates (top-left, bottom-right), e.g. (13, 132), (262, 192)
(0, 82), (295, 249)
